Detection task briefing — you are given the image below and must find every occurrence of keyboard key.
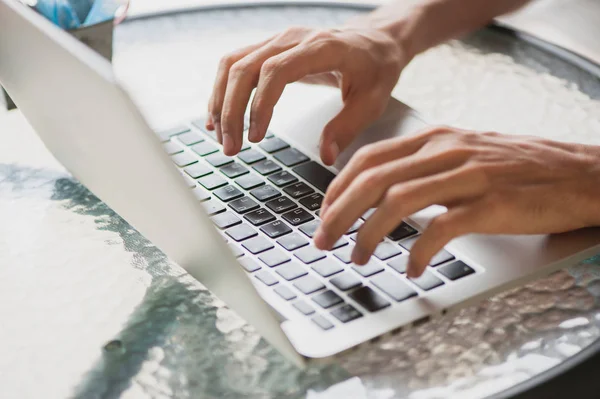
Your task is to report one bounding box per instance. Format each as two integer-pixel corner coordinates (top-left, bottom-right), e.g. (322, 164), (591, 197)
(220, 162), (249, 178)
(332, 238), (348, 250)
(235, 174), (265, 190)
(311, 258), (344, 277)
(293, 300), (315, 315)
(265, 196), (297, 214)
(388, 222), (419, 241)
(282, 208), (314, 226)
(299, 193), (323, 211)
(182, 173), (196, 188)
(206, 152), (234, 167)
(283, 182), (314, 199)
(273, 148), (309, 166)
(261, 220), (293, 239)
(438, 261), (475, 280)
(398, 235), (420, 251)
(268, 171), (298, 187)
(192, 186), (211, 201)
(313, 290), (343, 309)
(298, 219), (320, 238)
(311, 315), (334, 330)
(225, 223), (257, 241)
(293, 275), (326, 294)
(244, 208), (276, 226)
(184, 163), (212, 178)
(211, 211), (242, 229)
(171, 152), (198, 167)
(295, 246), (326, 264)
(157, 126), (189, 142)
(349, 286), (391, 312)
(202, 199), (225, 215)
(352, 259), (384, 277)
(276, 262), (308, 280)
(259, 249), (291, 267)
(331, 304), (363, 323)
(198, 174), (228, 190)
(259, 137), (289, 153)
(255, 270), (278, 286)
(330, 273), (362, 291)
(277, 233), (308, 251)
(239, 257), (261, 272)
(177, 131), (204, 145)
(214, 185), (244, 202)
(191, 118), (210, 133)
(229, 196), (260, 214)
(373, 242), (403, 260)
(253, 160), (282, 175)
(228, 243), (244, 258)
(237, 149), (266, 164)
(387, 255), (409, 274)
(293, 161), (336, 192)
(264, 131), (274, 138)
(371, 272), (418, 301)
(346, 219), (363, 234)
(274, 285), (297, 301)
(333, 246), (353, 264)
(191, 141), (218, 156)
(242, 236), (274, 254)
(429, 249), (455, 266)
(250, 185), (281, 202)
(164, 141), (183, 155)
(410, 271), (444, 291)
(362, 208), (376, 220)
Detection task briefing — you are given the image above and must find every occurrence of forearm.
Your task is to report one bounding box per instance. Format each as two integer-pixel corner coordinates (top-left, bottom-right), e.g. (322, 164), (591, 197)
(354, 0), (534, 59)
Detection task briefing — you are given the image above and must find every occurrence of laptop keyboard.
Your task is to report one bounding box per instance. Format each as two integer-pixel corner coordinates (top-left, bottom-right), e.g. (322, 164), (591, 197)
(158, 121), (476, 330)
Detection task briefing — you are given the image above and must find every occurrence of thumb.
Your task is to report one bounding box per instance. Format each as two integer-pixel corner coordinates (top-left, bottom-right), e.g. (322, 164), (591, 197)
(319, 93), (387, 166)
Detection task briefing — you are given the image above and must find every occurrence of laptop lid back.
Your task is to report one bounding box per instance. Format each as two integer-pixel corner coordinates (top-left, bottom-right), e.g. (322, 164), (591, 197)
(0, 0), (303, 365)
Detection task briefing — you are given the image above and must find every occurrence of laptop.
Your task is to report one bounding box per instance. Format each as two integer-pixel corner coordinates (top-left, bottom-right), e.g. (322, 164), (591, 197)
(2, 0), (600, 367)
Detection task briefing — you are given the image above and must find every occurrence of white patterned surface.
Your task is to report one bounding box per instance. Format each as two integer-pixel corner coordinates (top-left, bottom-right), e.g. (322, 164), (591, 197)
(2, 5), (600, 399)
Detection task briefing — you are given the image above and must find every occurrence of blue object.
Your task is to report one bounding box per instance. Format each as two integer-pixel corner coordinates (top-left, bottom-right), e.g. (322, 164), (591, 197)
(33, 0), (121, 29)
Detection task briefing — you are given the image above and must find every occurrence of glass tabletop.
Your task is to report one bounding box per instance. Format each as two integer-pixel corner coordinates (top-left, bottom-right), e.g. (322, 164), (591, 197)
(2, 4), (600, 399)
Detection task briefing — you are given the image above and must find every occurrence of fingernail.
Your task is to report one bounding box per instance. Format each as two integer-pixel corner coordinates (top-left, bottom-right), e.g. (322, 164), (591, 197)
(352, 246), (370, 265)
(222, 133), (234, 154)
(330, 141), (339, 161)
(313, 228), (327, 249)
(248, 121), (260, 142)
(320, 203), (329, 218)
(214, 121), (222, 143)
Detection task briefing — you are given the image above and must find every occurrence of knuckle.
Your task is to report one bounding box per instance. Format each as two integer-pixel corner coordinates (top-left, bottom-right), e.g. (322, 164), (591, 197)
(219, 53), (237, 70)
(354, 170), (380, 191)
(260, 58), (281, 78)
(428, 214), (454, 238)
(229, 61), (253, 79)
(354, 144), (377, 166)
(383, 185), (408, 207)
(281, 26), (308, 39)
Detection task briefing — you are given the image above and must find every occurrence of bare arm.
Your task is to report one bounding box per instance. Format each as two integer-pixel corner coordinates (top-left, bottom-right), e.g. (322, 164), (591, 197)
(359, 0), (534, 59)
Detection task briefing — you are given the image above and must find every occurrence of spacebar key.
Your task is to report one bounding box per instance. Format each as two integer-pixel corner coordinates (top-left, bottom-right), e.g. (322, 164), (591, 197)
(292, 161), (336, 193)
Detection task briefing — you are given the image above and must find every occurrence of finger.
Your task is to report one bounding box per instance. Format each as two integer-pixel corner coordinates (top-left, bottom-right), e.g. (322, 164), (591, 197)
(248, 40), (345, 143)
(221, 40), (305, 154)
(314, 149), (466, 251)
(407, 203), (485, 277)
(322, 126), (448, 217)
(319, 89), (388, 166)
(349, 166), (488, 264)
(205, 114), (214, 131)
(208, 38), (272, 143)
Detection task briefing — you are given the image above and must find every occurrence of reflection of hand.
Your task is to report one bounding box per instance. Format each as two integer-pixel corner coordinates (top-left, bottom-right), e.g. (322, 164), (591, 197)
(205, 25), (409, 165)
(314, 127), (600, 277)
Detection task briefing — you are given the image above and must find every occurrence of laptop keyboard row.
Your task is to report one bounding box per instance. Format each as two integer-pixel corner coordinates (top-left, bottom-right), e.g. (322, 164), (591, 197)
(158, 120), (476, 331)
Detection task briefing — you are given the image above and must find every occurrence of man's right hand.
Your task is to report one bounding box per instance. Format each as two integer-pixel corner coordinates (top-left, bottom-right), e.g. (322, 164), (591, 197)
(205, 25), (409, 165)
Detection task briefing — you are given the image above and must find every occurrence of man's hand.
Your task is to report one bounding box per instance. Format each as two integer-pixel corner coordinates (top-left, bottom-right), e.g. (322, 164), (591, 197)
(205, 25), (408, 165)
(313, 127), (600, 277)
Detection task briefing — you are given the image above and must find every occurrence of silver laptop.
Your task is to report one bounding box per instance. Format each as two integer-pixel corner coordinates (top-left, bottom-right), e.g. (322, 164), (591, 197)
(2, 0), (599, 367)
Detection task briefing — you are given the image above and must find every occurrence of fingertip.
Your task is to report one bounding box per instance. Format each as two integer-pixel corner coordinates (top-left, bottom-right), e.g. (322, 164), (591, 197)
(351, 246), (370, 265)
(222, 133), (235, 155)
(406, 258), (425, 279)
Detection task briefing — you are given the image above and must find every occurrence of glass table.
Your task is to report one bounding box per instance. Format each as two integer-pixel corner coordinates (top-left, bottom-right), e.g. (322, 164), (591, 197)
(2, 4), (600, 398)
